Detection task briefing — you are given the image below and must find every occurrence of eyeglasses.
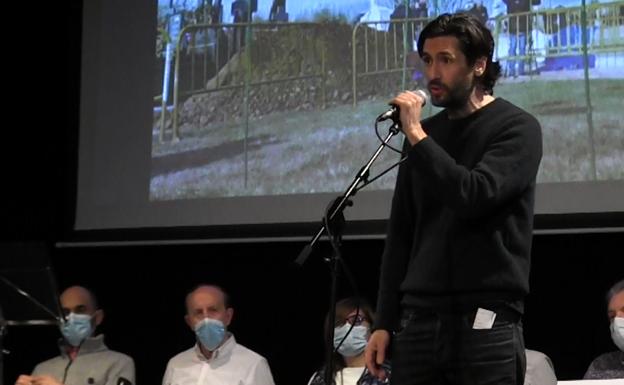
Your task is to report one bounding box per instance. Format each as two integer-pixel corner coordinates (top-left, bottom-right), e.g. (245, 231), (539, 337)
(337, 314), (368, 326)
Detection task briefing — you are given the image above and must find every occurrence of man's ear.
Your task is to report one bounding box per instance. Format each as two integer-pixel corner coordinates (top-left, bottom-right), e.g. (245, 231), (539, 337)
(224, 308), (234, 327)
(93, 309), (104, 327)
(185, 314), (194, 330)
(474, 57), (487, 76)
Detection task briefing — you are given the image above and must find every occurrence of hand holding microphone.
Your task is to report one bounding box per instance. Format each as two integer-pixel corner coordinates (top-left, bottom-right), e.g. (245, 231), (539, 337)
(377, 89), (428, 122)
(378, 89), (429, 145)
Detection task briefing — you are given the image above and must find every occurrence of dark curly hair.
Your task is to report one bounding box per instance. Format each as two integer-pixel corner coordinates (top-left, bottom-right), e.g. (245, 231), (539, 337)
(417, 13), (501, 95)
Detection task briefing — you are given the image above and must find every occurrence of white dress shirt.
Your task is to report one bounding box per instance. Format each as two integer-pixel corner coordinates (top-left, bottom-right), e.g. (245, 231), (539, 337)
(162, 334), (275, 385)
(306, 367), (366, 385)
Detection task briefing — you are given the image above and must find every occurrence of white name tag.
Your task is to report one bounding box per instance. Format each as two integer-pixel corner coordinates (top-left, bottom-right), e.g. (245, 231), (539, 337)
(472, 307), (497, 329)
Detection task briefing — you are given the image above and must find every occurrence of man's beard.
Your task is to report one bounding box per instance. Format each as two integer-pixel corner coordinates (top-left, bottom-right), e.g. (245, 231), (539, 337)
(429, 75), (475, 110)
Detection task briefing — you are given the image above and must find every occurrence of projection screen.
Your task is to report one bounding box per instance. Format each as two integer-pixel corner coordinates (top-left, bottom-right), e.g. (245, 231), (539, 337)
(75, 0), (624, 234)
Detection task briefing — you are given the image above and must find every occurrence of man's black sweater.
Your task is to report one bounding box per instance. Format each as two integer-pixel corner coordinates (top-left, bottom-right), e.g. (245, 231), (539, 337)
(375, 98), (542, 332)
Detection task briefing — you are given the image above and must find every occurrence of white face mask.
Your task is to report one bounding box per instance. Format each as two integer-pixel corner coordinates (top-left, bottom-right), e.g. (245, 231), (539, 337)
(611, 317), (624, 352)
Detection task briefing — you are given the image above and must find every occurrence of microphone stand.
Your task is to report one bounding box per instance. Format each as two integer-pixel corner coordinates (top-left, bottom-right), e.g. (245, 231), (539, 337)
(1, 305), (4, 385)
(294, 118), (402, 385)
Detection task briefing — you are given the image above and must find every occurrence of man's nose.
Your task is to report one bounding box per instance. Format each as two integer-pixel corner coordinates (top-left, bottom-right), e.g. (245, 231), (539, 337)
(426, 64), (441, 81)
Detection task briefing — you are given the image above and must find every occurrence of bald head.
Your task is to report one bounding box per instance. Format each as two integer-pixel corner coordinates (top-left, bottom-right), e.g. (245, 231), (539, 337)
(184, 285), (233, 330)
(61, 286), (99, 314)
(185, 285), (230, 312)
(60, 285), (104, 329)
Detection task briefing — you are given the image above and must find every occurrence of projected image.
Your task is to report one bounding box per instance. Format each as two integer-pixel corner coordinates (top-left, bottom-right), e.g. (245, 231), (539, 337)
(151, 0), (624, 201)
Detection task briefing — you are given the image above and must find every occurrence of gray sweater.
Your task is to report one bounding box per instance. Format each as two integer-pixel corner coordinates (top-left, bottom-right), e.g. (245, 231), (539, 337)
(32, 335), (135, 385)
(584, 350), (624, 379)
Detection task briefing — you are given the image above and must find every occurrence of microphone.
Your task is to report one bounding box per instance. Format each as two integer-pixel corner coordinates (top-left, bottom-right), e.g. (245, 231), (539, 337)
(377, 89), (428, 122)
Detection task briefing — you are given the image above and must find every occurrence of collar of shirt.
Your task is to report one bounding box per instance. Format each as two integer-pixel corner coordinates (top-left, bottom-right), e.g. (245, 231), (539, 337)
(58, 334), (109, 360)
(65, 345), (80, 361)
(194, 333), (236, 363)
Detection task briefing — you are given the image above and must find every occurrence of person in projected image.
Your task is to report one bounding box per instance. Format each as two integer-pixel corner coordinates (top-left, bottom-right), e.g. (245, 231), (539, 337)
(465, 0), (489, 26)
(503, 0), (538, 77)
(14, 286), (135, 385)
(307, 297), (391, 385)
(365, 13), (542, 385)
(162, 284), (275, 385)
(584, 279), (624, 379)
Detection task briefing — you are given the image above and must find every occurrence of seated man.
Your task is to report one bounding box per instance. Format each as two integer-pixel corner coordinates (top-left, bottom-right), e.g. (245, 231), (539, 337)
(162, 284), (275, 385)
(524, 349), (557, 385)
(584, 279), (624, 379)
(14, 286), (135, 385)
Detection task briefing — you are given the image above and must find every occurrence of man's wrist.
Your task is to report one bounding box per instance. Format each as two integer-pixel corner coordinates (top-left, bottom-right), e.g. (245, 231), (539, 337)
(405, 124), (428, 145)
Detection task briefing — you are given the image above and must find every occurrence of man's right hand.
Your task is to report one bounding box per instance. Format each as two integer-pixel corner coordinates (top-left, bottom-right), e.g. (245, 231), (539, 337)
(15, 375), (33, 385)
(365, 329), (391, 380)
(390, 91), (427, 145)
(31, 375), (64, 385)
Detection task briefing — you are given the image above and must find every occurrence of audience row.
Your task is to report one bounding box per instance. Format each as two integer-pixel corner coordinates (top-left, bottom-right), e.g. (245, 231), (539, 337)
(14, 279), (624, 385)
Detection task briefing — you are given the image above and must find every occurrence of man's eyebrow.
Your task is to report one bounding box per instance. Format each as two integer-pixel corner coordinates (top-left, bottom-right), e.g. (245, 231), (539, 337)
(422, 50), (456, 57)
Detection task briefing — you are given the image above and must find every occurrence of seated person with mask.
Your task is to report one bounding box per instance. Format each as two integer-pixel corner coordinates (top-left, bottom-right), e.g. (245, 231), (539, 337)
(162, 284), (275, 385)
(584, 278), (624, 379)
(14, 286), (135, 385)
(308, 297), (391, 385)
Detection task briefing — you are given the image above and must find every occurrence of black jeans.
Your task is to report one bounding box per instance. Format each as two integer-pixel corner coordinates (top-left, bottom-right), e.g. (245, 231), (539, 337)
(391, 305), (525, 385)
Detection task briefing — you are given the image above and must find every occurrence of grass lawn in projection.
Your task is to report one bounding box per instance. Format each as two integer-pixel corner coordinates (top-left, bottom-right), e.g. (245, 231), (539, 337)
(150, 78), (624, 200)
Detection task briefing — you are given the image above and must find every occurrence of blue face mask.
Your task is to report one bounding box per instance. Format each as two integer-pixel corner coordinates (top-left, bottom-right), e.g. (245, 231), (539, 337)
(60, 313), (93, 347)
(333, 324), (368, 357)
(194, 318), (226, 351)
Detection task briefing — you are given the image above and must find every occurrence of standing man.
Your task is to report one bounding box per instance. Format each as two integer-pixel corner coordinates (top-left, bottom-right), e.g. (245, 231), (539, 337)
(162, 284), (275, 385)
(231, 0), (254, 49)
(365, 13), (542, 385)
(14, 286), (135, 385)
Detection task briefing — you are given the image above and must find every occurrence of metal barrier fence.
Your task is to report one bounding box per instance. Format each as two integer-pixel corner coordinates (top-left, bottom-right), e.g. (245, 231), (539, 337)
(158, 1), (623, 142)
(350, 2), (623, 101)
(494, 1), (624, 76)
(351, 17), (429, 107)
(158, 21), (328, 142)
